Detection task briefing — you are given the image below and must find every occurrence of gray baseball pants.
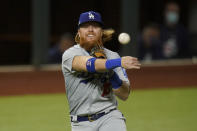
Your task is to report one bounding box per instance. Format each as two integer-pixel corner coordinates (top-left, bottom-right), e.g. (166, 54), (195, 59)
(71, 110), (127, 131)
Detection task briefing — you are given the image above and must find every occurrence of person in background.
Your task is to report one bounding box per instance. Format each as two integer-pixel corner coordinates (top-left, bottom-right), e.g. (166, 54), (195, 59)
(138, 23), (163, 61)
(48, 33), (75, 64)
(160, 1), (190, 59)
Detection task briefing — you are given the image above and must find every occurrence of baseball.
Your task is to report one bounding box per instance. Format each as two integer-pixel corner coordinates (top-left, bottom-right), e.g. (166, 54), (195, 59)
(118, 32), (131, 44)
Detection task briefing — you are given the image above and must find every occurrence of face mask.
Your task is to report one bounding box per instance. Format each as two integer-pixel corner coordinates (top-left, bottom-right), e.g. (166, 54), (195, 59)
(166, 11), (179, 24)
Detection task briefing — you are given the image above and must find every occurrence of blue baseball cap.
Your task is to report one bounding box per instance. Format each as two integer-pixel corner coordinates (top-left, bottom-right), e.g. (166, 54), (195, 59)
(78, 11), (103, 27)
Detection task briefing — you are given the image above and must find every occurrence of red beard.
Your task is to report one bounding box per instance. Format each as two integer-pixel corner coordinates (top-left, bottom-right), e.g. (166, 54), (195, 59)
(79, 35), (103, 51)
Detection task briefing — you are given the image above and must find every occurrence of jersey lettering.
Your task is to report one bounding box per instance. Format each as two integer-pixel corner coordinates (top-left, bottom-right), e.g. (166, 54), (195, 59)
(77, 71), (111, 97)
(80, 77), (94, 84)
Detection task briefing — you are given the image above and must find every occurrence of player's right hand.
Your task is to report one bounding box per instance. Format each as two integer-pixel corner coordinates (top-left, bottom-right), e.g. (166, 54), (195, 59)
(121, 56), (141, 69)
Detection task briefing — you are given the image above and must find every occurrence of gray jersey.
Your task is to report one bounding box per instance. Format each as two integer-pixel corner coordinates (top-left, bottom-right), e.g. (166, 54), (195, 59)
(62, 44), (130, 116)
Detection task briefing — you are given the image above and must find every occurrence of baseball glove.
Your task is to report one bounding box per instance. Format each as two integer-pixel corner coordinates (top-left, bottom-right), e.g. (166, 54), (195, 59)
(90, 44), (106, 59)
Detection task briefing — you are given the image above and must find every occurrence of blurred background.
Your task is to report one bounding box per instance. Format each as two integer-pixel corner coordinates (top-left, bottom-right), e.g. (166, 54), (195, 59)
(0, 0), (197, 65)
(0, 0), (197, 131)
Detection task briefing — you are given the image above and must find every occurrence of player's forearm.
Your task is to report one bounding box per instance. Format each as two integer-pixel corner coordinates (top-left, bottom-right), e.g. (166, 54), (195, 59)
(72, 56), (107, 72)
(113, 81), (130, 101)
(72, 56), (92, 72)
(72, 55), (140, 72)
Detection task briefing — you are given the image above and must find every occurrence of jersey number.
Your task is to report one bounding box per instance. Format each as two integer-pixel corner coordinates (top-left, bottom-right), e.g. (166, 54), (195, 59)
(101, 83), (111, 97)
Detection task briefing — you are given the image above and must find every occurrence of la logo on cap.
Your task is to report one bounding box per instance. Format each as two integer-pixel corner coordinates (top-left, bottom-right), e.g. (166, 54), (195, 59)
(88, 12), (94, 19)
(78, 11), (103, 27)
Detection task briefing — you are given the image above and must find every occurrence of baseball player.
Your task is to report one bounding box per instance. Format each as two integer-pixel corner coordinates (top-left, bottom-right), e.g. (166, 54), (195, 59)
(62, 11), (141, 131)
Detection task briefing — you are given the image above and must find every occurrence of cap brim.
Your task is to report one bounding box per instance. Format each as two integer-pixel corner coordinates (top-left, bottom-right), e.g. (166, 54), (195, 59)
(78, 21), (103, 28)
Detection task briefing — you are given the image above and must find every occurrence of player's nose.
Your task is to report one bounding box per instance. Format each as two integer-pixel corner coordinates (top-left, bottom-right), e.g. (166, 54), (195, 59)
(87, 25), (94, 32)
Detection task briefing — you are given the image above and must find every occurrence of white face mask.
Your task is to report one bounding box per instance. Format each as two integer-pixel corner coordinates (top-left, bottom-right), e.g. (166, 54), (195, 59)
(166, 11), (179, 25)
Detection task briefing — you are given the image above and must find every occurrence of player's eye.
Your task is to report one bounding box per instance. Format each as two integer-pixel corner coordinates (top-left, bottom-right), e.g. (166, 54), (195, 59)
(80, 23), (89, 28)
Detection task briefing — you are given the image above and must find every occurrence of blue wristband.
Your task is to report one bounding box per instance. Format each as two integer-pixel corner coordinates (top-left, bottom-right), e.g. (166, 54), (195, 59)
(105, 58), (121, 70)
(110, 72), (122, 89)
(86, 57), (96, 73)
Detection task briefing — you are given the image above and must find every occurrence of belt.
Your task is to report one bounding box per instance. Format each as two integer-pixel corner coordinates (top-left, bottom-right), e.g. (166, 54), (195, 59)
(71, 108), (116, 122)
